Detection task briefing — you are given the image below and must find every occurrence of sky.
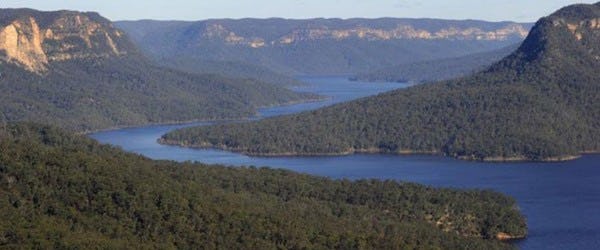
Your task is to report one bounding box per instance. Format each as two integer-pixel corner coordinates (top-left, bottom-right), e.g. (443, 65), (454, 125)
(1, 0), (598, 22)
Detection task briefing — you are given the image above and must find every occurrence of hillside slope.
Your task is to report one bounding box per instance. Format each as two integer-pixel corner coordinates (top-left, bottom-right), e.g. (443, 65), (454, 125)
(0, 9), (313, 131)
(352, 43), (520, 83)
(0, 123), (526, 248)
(116, 20), (304, 86)
(116, 19), (531, 75)
(158, 57), (305, 86)
(162, 3), (600, 162)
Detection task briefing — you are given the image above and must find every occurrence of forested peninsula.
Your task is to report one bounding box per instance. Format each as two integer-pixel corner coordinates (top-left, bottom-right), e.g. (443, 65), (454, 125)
(162, 3), (600, 162)
(0, 123), (526, 248)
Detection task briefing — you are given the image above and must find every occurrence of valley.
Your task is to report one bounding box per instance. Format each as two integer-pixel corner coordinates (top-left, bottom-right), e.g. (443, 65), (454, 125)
(2, 1), (600, 249)
(92, 76), (600, 250)
(116, 18), (530, 76)
(1, 122), (526, 249)
(164, 3), (600, 162)
(0, 9), (316, 132)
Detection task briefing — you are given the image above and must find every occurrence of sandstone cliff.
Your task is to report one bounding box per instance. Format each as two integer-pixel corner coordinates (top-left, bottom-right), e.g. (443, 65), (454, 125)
(0, 9), (130, 73)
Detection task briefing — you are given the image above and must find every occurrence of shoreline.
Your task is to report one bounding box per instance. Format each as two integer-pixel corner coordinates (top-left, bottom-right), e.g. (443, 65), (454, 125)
(496, 232), (527, 241)
(460, 154), (582, 163)
(157, 140), (440, 157)
(158, 139), (592, 163)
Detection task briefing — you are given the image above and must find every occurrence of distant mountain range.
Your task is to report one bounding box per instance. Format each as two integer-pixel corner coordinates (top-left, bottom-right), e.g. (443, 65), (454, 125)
(0, 9), (313, 131)
(116, 18), (532, 76)
(352, 43), (520, 83)
(162, 3), (600, 162)
(0, 8), (529, 249)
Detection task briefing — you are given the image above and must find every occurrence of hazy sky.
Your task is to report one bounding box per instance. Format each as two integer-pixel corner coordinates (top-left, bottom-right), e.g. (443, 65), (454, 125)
(2, 0), (598, 22)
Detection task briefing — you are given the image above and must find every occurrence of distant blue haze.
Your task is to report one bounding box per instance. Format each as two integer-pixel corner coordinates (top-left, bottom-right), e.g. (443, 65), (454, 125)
(2, 0), (598, 22)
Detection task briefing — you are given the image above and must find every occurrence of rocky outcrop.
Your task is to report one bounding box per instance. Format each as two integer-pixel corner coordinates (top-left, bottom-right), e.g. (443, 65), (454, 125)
(496, 232), (526, 241)
(0, 17), (48, 72)
(197, 22), (529, 49)
(277, 24), (529, 44)
(554, 17), (600, 41)
(0, 10), (128, 73)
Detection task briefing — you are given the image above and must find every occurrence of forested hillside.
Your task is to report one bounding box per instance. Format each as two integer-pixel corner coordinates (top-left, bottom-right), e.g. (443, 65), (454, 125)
(0, 123), (526, 248)
(115, 20), (305, 86)
(116, 19), (530, 76)
(158, 57), (305, 86)
(352, 44), (519, 83)
(162, 3), (600, 162)
(0, 9), (313, 132)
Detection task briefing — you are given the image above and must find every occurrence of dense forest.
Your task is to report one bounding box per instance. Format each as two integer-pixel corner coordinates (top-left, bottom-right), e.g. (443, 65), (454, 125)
(0, 7), (537, 250)
(0, 9), (314, 132)
(352, 44), (519, 83)
(0, 57), (315, 132)
(116, 19), (529, 76)
(0, 123), (526, 248)
(162, 3), (600, 161)
(157, 57), (305, 86)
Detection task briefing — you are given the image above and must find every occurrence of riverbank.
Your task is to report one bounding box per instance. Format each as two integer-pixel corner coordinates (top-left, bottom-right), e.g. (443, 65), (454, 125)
(158, 139), (589, 163)
(90, 76), (600, 250)
(496, 232), (527, 241)
(460, 155), (583, 163)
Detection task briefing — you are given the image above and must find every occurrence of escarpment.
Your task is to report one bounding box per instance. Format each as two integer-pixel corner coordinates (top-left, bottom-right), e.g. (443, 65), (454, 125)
(0, 9), (128, 73)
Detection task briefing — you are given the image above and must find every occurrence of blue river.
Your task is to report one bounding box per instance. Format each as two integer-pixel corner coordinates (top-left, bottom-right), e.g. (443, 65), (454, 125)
(91, 76), (600, 250)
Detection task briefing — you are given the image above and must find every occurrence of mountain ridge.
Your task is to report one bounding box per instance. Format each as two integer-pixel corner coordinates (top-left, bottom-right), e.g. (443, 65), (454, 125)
(0, 8), (133, 72)
(0, 9), (315, 131)
(119, 17), (530, 45)
(116, 18), (531, 75)
(161, 2), (600, 162)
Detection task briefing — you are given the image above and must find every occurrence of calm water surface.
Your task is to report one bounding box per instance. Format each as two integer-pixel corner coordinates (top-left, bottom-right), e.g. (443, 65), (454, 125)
(91, 76), (600, 250)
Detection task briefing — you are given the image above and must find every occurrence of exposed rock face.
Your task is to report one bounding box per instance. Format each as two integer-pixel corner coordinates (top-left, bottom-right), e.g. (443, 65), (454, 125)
(554, 17), (600, 41)
(199, 22), (529, 49)
(0, 9), (128, 73)
(276, 24), (529, 43)
(204, 23), (267, 48)
(496, 232), (525, 240)
(116, 18), (532, 75)
(0, 17), (47, 72)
